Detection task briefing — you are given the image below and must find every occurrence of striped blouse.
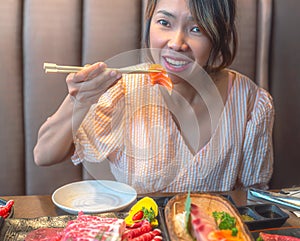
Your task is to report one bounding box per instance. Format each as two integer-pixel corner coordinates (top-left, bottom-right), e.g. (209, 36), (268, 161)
(72, 69), (274, 194)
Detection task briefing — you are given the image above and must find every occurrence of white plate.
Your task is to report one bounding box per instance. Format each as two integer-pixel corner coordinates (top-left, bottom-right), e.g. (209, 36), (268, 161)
(52, 180), (137, 215)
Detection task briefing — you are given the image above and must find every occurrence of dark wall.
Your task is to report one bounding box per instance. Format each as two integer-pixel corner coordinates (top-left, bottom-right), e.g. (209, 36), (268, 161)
(270, 0), (300, 188)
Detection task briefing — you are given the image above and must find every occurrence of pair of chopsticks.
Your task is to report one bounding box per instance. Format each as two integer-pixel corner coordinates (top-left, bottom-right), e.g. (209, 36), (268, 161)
(43, 63), (161, 74)
(248, 188), (300, 211)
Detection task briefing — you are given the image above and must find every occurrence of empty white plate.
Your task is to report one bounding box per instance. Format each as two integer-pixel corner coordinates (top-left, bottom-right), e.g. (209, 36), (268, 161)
(52, 180), (137, 215)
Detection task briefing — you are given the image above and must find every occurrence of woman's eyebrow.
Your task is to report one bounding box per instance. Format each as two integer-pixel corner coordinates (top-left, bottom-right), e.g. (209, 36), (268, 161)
(156, 10), (175, 19)
(155, 9), (195, 22)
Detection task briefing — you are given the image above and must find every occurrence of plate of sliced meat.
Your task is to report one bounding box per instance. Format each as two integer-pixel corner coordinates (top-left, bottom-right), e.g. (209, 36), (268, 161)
(52, 180), (137, 214)
(252, 227), (300, 240)
(0, 213), (124, 241)
(0, 210), (166, 241)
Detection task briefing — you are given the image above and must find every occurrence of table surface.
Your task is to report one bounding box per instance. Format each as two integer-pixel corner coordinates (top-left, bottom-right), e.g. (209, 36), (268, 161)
(1, 190), (300, 227)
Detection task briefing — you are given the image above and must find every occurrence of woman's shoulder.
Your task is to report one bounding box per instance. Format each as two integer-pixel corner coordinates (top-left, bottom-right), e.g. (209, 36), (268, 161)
(229, 69), (272, 98)
(228, 69), (274, 120)
(229, 69), (256, 88)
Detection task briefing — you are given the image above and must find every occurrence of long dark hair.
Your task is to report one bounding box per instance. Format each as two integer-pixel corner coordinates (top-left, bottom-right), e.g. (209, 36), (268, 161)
(143, 0), (238, 73)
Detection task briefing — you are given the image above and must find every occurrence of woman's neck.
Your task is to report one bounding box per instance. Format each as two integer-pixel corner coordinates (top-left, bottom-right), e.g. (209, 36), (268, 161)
(171, 69), (233, 105)
(160, 69), (235, 154)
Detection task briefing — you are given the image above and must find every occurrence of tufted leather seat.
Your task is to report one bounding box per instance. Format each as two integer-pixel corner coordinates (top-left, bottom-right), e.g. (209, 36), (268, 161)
(0, 0), (299, 195)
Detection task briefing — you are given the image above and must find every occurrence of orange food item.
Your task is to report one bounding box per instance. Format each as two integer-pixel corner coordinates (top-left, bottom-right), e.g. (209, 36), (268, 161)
(149, 64), (173, 95)
(208, 230), (244, 241)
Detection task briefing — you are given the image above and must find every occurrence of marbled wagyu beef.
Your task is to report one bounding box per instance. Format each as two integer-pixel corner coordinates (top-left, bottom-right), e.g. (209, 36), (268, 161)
(25, 212), (125, 241)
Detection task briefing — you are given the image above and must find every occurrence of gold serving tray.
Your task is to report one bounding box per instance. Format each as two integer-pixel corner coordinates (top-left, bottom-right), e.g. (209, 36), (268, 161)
(164, 193), (254, 241)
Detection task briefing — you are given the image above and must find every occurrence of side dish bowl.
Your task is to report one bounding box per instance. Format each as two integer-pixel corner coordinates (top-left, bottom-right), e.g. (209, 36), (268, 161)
(237, 204), (289, 230)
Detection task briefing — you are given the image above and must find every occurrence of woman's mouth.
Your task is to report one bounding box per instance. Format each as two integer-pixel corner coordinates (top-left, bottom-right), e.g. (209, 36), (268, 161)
(163, 56), (191, 72)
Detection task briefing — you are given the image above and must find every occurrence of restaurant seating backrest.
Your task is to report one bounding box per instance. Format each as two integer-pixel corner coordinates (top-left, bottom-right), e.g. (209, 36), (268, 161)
(0, 0), (142, 195)
(0, 0), (299, 195)
(268, 0), (300, 188)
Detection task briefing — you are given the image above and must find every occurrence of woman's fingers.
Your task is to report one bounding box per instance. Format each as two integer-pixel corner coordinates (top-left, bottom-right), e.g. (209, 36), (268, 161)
(66, 62), (106, 96)
(73, 62), (107, 83)
(77, 68), (121, 92)
(66, 62), (122, 104)
(66, 73), (78, 96)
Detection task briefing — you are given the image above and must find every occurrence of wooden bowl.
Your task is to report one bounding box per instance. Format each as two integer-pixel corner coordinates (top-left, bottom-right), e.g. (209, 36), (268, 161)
(164, 193), (254, 241)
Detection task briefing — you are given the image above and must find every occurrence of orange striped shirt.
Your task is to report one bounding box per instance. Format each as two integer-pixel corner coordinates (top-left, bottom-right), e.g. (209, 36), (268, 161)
(72, 70), (274, 194)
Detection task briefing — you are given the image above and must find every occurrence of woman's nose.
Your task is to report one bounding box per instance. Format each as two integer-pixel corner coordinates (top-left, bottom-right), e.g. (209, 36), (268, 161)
(167, 31), (189, 51)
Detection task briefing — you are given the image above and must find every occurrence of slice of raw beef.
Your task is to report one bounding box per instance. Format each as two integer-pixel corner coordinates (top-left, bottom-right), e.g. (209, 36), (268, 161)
(259, 232), (300, 241)
(24, 227), (63, 241)
(60, 212), (125, 241)
(25, 212), (125, 241)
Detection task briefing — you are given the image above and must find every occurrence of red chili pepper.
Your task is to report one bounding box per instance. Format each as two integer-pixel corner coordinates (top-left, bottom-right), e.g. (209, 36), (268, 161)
(0, 200), (14, 218)
(132, 210), (144, 221)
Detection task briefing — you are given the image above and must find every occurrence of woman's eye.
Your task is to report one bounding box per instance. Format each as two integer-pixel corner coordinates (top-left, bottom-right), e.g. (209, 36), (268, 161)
(191, 26), (201, 33)
(158, 19), (170, 27)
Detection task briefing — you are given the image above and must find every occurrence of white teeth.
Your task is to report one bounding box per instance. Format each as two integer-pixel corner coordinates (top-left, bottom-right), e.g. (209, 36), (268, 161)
(165, 57), (188, 67)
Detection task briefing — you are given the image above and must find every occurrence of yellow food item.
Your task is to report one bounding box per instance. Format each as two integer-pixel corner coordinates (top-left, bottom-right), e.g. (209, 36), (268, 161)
(241, 214), (255, 221)
(124, 197), (159, 227)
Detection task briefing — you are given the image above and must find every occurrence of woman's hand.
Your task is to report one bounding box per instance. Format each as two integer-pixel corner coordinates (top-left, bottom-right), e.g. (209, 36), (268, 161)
(66, 62), (122, 106)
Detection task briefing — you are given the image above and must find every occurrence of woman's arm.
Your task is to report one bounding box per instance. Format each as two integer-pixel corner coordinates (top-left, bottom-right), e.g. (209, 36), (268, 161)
(34, 62), (122, 166)
(34, 94), (87, 166)
(238, 89), (275, 189)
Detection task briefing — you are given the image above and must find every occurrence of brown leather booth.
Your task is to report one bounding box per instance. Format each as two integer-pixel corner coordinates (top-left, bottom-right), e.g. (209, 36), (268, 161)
(269, 0), (300, 188)
(0, 0), (299, 195)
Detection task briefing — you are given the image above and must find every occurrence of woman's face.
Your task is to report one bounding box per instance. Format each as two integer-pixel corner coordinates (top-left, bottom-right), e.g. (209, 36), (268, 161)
(149, 0), (212, 79)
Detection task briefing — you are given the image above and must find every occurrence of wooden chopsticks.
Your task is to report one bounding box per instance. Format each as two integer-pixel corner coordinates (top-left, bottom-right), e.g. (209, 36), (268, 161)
(43, 63), (162, 74)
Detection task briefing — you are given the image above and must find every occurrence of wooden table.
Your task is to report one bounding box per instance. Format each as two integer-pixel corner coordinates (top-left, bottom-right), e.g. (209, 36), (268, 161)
(1, 190), (300, 226)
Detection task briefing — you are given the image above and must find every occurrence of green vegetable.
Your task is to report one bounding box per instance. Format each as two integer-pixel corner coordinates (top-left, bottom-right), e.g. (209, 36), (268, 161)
(185, 189), (191, 230)
(212, 211), (238, 236)
(142, 206), (156, 223)
(256, 237), (264, 241)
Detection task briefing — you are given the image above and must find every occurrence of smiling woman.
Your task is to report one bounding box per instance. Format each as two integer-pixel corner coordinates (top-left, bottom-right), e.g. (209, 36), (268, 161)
(144, 0), (237, 73)
(2, 0), (298, 195)
(32, 0), (274, 195)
